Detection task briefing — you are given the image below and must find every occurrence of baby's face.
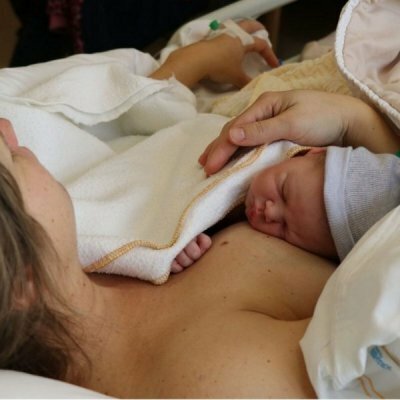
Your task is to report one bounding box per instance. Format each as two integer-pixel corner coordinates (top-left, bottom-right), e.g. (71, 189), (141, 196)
(245, 150), (337, 258)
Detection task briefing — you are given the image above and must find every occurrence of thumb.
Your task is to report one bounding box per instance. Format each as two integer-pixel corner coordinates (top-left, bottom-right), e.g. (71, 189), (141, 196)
(229, 115), (291, 146)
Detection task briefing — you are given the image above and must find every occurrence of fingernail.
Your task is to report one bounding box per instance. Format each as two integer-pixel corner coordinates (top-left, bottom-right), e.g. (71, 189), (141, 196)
(230, 128), (245, 142)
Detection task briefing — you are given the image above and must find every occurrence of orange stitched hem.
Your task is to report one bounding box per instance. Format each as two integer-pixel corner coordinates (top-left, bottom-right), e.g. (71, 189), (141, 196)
(83, 144), (267, 280)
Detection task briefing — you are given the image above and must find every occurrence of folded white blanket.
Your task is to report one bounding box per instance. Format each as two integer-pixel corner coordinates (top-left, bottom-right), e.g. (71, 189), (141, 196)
(0, 49), (197, 135)
(69, 115), (294, 283)
(0, 49), (295, 283)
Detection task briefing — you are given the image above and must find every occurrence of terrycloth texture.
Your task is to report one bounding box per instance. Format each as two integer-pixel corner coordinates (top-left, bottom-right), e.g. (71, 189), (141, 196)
(0, 48), (198, 182)
(0, 101), (113, 184)
(211, 51), (352, 117)
(69, 118), (295, 283)
(0, 49), (197, 135)
(300, 32), (335, 61)
(324, 146), (400, 260)
(0, 48), (296, 284)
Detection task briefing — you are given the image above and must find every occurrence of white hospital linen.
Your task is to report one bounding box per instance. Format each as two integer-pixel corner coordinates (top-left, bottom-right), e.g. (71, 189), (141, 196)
(68, 118), (295, 283)
(301, 206), (400, 398)
(0, 47), (296, 284)
(0, 49), (197, 135)
(301, 0), (400, 397)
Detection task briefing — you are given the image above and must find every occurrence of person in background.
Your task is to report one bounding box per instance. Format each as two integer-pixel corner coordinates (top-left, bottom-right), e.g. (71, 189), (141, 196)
(9, 0), (229, 66)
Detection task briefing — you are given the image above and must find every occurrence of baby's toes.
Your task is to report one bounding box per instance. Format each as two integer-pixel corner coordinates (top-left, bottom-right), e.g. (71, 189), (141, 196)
(184, 240), (203, 261)
(171, 260), (184, 274)
(175, 248), (196, 268)
(196, 233), (212, 252)
(171, 234), (213, 274)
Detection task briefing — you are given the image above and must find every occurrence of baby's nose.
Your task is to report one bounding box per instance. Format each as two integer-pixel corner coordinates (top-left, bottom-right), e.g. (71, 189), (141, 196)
(264, 200), (282, 223)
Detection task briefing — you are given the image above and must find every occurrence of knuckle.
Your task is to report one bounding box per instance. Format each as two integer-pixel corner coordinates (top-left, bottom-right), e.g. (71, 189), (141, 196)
(253, 121), (265, 138)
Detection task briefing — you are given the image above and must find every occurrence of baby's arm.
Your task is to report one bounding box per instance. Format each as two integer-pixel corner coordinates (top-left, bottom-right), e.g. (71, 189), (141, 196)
(171, 233), (212, 273)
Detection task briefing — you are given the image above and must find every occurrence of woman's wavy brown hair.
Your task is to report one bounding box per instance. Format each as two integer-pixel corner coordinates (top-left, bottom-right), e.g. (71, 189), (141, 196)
(0, 162), (84, 380)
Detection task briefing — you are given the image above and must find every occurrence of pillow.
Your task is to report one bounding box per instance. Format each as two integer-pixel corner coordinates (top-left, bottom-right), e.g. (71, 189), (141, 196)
(301, 205), (400, 398)
(335, 0), (400, 132)
(0, 370), (111, 399)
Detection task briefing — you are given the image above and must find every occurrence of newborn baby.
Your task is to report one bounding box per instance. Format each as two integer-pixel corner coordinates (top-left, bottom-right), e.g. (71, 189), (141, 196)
(245, 147), (336, 258)
(172, 145), (400, 272)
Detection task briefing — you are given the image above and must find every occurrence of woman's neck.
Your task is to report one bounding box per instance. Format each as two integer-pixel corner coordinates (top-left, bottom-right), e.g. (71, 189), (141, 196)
(66, 270), (160, 393)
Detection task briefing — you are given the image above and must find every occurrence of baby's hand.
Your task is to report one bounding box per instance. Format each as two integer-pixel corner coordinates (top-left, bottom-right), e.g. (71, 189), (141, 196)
(171, 233), (212, 273)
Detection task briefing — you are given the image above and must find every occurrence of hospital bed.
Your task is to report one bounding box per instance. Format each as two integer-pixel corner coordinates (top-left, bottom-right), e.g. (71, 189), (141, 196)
(0, 0), (400, 398)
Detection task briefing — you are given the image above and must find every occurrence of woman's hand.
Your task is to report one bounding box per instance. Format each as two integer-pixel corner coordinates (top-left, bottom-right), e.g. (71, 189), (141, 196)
(199, 90), (350, 175)
(199, 90), (400, 175)
(150, 19), (279, 89)
(203, 19), (279, 88)
(199, 90), (394, 175)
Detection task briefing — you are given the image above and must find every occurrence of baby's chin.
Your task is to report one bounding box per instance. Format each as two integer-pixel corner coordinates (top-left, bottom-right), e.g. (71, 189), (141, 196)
(248, 219), (273, 237)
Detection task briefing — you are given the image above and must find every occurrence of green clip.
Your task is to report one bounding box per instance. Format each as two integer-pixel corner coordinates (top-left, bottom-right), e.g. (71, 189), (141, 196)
(209, 19), (220, 30)
(395, 150), (400, 158)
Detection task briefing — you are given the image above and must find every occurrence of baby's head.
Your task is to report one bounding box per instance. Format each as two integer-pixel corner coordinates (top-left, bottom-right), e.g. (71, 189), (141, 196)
(247, 145), (400, 261)
(245, 147), (337, 259)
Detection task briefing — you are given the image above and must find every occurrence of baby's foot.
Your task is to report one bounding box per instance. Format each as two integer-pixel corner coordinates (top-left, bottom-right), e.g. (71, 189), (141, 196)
(171, 233), (212, 273)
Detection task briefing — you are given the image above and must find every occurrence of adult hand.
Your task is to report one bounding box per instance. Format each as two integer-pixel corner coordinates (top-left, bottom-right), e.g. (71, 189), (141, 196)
(204, 19), (280, 88)
(152, 19), (279, 89)
(199, 90), (356, 175)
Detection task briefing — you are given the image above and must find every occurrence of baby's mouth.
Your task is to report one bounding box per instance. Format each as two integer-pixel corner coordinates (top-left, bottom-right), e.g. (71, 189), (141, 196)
(245, 193), (266, 223)
(245, 202), (264, 222)
(245, 206), (255, 220)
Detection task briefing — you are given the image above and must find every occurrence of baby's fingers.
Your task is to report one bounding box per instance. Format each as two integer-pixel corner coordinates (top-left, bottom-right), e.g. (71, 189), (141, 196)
(171, 260), (183, 273)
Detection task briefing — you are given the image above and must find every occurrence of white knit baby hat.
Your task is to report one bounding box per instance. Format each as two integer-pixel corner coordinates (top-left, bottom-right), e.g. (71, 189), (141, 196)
(324, 146), (400, 260)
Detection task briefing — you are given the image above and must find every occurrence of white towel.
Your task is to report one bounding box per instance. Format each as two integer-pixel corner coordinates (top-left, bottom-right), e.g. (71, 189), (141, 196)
(0, 49), (295, 284)
(0, 49), (197, 134)
(68, 114), (295, 283)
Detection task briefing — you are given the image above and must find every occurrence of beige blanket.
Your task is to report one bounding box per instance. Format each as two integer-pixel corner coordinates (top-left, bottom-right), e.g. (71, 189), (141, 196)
(211, 51), (352, 117)
(211, 1), (400, 136)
